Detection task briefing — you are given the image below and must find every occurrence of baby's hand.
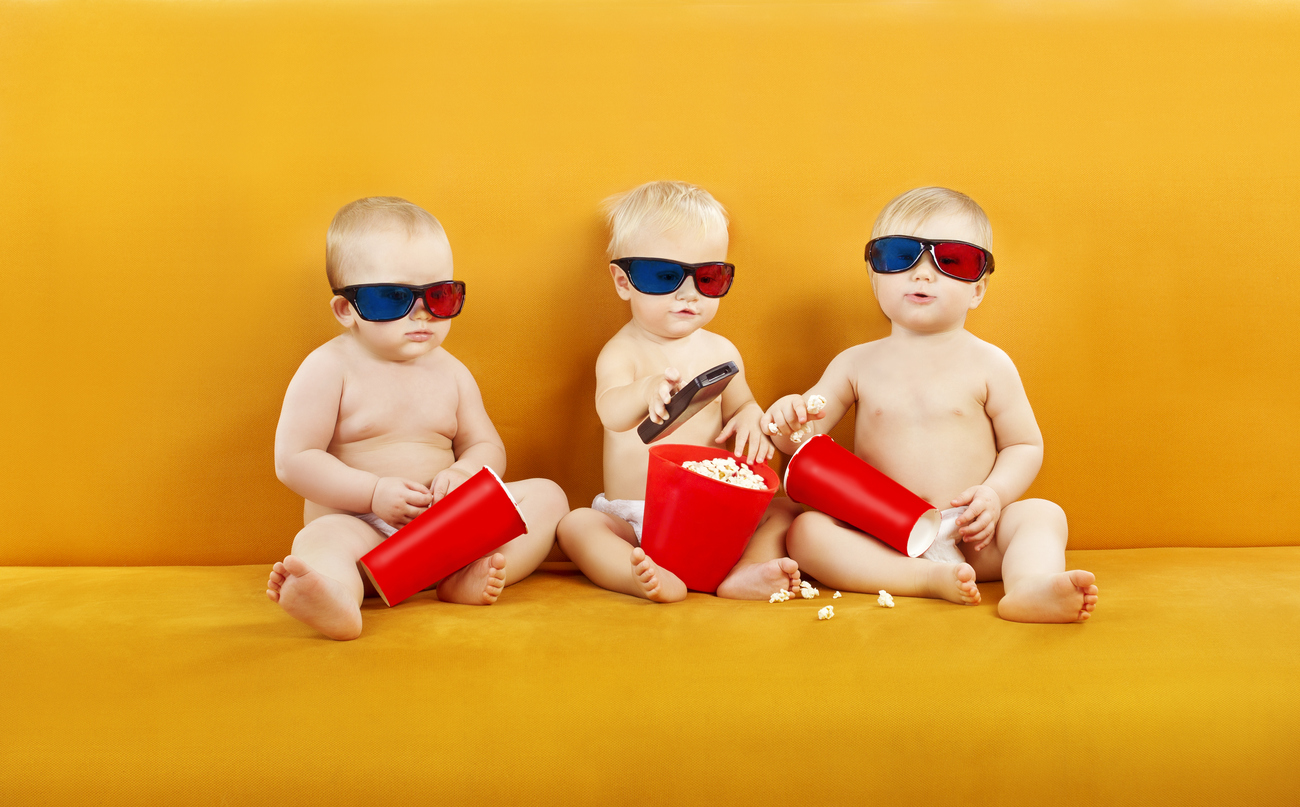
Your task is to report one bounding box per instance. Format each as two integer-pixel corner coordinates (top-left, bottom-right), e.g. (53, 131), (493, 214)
(760, 394), (825, 440)
(716, 409), (775, 465)
(430, 464), (475, 503)
(371, 477), (434, 528)
(645, 367), (683, 424)
(951, 485), (1002, 551)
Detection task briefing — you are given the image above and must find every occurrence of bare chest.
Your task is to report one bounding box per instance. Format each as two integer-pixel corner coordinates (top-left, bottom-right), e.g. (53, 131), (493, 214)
(333, 364), (459, 447)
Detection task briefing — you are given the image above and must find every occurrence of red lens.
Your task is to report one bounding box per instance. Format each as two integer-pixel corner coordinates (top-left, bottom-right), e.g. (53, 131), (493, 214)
(425, 282), (465, 318)
(931, 243), (986, 281)
(694, 264), (734, 297)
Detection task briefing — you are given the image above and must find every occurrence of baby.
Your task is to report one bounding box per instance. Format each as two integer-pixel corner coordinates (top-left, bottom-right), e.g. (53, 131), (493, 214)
(763, 187), (1098, 623)
(267, 197), (569, 640)
(556, 181), (801, 602)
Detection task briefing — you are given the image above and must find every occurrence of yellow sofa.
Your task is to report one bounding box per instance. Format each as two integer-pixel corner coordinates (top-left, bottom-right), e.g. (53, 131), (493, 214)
(3, 2), (1297, 804)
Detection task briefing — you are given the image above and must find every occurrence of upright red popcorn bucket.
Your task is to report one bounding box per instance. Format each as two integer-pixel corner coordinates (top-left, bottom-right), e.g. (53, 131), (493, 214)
(783, 434), (940, 557)
(640, 444), (779, 593)
(359, 467), (527, 607)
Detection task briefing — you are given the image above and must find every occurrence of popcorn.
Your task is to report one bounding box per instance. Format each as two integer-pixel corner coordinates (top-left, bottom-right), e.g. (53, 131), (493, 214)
(769, 588), (792, 603)
(833, 591), (842, 599)
(680, 457), (768, 490)
(817, 605), (835, 620)
(877, 590), (895, 608)
(765, 422), (780, 435)
(799, 580), (819, 599)
(789, 395), (828, 444)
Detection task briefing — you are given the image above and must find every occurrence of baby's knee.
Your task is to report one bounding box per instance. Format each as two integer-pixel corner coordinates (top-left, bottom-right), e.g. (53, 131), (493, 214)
(786, 510), (829, 553)
(291, 515), (375, 557)
(1009, 498), (1067, 528)
(511, 478), (570, 519)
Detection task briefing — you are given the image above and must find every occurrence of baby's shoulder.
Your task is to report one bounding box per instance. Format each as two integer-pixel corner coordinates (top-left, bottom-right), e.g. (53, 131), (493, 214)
(958, 334), (1018, 373)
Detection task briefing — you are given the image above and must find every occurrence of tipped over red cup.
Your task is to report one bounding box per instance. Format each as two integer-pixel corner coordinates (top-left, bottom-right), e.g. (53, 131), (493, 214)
(359, 467), (527, 607)
(640, 445), (779, 593)
(783, 434), (939, 557)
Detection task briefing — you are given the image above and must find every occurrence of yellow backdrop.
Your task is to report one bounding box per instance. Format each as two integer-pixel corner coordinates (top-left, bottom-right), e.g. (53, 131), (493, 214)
(2, 1), (1298, 564)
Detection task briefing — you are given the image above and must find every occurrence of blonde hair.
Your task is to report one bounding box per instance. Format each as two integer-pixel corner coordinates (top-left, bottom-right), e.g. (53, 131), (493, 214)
(602, 180), (729, 259)
(872, 187), (992, 250)
(326, 197), (445, 289)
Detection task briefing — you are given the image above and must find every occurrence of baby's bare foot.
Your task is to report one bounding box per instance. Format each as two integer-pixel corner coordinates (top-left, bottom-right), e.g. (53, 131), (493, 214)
(999, 570), (1098, 623)
(437, 553), (507, 605)
(630, 547), (687, 603)
(927, 562), (981, 606)
(716, 557), (800, 600)
(267, 555), (362, 641)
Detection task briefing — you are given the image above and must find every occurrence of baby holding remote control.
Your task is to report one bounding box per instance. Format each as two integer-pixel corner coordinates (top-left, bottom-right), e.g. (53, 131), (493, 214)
(763, 187), (1098, 623)
(556, 181), (801, 602)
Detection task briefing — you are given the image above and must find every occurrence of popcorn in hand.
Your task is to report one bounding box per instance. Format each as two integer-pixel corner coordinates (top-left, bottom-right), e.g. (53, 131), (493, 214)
(766, 422), (780, 435)
(877, 590), (895, 608)
(789, 395), (828, 444)
(817, 605), (835, 620)
(681, 456), (768, 490)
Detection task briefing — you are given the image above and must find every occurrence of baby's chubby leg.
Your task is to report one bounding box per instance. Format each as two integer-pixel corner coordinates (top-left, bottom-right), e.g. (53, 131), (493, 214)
(266, 515), (386, 641)
(436, 478), (569, 605)
(716, 497), (802, 600)
(556, 508), (686, 603)
(787, 511), (980, 605)
(982, 499), (1098, 623)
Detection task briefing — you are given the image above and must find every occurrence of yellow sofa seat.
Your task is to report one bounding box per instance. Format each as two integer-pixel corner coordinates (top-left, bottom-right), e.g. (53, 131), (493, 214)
(4, 548), (1298, 806)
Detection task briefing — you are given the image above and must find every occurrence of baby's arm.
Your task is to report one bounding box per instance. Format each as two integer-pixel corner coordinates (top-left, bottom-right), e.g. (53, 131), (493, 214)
(593, 342), (683, 431)
(430, 360), (509, 501)
(760, 348), (858, 455)
(954, 348), (1045, 549)
(714, 352), (774, 465)
(274, 350), (432, 526)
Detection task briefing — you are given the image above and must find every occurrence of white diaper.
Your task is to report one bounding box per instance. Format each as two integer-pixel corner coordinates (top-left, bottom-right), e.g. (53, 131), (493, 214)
(356, 512), (399, 539)
(921, 506), (968, 564)
(592, 494), (646, 544)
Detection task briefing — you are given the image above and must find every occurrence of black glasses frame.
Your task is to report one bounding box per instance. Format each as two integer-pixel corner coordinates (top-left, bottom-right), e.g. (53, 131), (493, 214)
(611, 257), (736, 298)
(331, 281), (466, 322)
(865, 236), (995, 282)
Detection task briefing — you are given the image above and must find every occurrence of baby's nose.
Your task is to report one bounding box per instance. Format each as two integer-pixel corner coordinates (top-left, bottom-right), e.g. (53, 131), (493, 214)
(410, 297), (433, 319)
(676, 277), (700, 299)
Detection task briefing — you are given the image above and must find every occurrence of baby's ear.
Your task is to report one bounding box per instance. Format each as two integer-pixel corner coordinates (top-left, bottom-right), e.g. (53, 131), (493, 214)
(330, 294), (356, 327)
(610, 263), (633, 301)
(968, 278), (989, 310)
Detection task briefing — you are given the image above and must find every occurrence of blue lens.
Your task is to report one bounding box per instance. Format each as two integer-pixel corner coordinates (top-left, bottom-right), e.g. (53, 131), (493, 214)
(627, 260), (686, 295)
(354, 286), (415, 321)
(871, 237), (924, 273)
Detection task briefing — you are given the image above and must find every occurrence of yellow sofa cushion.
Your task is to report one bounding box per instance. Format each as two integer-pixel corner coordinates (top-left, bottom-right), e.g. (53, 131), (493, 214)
(3, 547), (1298, 805)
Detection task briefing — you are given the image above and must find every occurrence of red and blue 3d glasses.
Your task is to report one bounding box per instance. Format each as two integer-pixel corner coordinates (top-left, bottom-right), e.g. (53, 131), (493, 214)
(611, 257), (735, 298)
(332, 281), (466, 322)
(866, 236), (995, 282)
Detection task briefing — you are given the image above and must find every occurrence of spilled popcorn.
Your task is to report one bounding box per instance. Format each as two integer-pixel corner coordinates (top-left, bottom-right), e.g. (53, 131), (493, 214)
(877, 590), (895, 608)
(817, 605), (835, 620)
(680, 457), (768, 490)
(799, 580), (819, 599)
(833, 591), (842, 599)
(769, 589), (792, 603)
(789, 395), (828, 444)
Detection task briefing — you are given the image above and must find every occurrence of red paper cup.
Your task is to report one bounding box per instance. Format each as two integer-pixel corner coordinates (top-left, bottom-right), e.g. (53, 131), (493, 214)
(783, 434), (939, 557)
(359, 467), (527, 607)
(640, 445), (779, 593)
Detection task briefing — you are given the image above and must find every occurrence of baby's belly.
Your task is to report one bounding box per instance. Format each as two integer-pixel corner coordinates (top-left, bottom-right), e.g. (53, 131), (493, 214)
(855, 421), (996, 509)
(304, 439), (457, 521)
